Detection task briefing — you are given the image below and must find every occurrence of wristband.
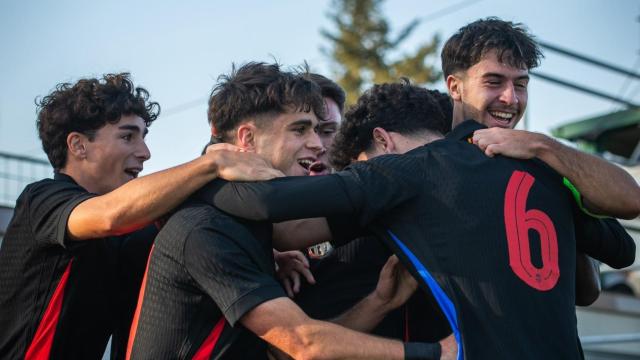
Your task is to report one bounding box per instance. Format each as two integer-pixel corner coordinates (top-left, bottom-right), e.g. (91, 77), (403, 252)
(404, 342), (441, 360)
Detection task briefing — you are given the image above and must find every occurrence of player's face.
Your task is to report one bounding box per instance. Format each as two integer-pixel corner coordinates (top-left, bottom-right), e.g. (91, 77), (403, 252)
(450, 50), (529, 129)
(254, 110), (325, 177)
(312, 97), (342, 176)
(83, 114), (150, 194)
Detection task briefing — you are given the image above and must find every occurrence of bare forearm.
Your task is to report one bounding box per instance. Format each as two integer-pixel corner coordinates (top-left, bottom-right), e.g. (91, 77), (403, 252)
(244, 298), (405, 360)
(331, 293), (390, 333)
(535, 135), (640, 219)
(68, 155), (217, 239)
(272, 218), (332, 251)
(279, 319), (405, 360)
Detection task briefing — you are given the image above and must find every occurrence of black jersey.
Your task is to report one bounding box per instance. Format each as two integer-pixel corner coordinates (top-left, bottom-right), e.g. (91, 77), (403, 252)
(296, 237), (451, 341)
(0, 173), (154, 360)
(127, 199), (286, 360)
(200, 120), (636, 360)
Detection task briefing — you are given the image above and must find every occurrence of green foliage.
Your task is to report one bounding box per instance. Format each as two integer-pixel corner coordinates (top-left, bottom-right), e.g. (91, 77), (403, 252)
(321, 0), (441, 105)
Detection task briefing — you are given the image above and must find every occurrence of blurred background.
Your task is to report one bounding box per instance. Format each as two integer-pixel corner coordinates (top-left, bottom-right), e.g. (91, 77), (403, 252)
(1, 1), (639, 358)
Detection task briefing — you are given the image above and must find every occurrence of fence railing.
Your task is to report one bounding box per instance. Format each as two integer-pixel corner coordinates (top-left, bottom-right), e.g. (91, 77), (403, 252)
(0, 151), (52, 207)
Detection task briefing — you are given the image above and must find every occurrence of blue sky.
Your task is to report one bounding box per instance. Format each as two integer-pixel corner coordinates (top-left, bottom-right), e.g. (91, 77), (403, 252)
(1, 0), (638, 173)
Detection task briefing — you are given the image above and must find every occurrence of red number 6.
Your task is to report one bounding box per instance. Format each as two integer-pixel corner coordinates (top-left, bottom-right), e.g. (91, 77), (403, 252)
(504, 171), (559, 291)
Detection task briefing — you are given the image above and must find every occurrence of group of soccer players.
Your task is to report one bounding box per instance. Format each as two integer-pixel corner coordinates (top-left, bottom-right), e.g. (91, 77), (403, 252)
(1, 17), (638, 360)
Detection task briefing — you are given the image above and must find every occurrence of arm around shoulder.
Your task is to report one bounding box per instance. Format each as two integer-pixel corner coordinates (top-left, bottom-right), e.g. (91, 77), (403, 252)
(535, 135), (640, 219)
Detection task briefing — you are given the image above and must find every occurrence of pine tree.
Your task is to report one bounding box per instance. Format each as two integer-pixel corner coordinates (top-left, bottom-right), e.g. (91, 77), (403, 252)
(321, 0), (441, 105)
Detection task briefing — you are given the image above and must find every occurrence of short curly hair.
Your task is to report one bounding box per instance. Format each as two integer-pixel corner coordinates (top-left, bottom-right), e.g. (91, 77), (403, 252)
(207, 62), (325, 143)
(441, 17), (543, 78)
(329, 80), (447, 170)
(426, 89), (453, 133)
(36, 73), (159, 170)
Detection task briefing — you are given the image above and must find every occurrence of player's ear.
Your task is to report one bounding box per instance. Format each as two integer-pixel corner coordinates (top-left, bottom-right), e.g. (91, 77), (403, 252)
(446, 73), (463, 101)
(236, 123), (257, 151)
(372, 127), (395, 154)
(67, 132), (89, 160)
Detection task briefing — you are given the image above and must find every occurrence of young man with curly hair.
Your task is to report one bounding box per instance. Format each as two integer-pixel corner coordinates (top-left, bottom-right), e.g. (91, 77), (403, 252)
(0, 73), (278, 359)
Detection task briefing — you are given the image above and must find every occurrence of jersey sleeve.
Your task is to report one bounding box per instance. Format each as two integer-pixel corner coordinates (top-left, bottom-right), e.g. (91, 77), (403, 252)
(562, 178), (607, 218)
(183, 218), (286, 326)
(26, 180), (95, 247)
(198, 153), (420, 228)
(574, 210), (636, 269)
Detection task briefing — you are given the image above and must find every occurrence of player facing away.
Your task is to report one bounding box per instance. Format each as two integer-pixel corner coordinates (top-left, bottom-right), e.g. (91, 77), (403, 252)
(200, 80), (635, 359)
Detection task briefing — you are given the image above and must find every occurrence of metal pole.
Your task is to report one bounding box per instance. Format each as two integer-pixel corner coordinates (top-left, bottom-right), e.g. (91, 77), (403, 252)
(530, 71), (639, 108)
(540, 41), (640, 80)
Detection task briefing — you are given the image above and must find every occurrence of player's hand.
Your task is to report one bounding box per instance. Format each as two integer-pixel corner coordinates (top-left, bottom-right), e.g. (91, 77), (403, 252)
(472, 128), (546, 159)
(274, 250), (316, 298)
(205, 143), (285, 181)
(373, 255), (418, 311)
(439, 334), (458, 360)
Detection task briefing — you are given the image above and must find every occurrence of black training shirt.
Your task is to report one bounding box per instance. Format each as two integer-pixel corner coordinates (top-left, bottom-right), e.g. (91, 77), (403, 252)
(296, 236), (451, 342)
(200, 120), (635, 360)
(0, 173), (154, 360)
(127, 199), (285, 359)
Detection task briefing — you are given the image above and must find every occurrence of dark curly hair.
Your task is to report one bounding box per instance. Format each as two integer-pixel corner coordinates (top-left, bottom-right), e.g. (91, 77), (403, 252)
(441, 17), (543, 78)
(36, 73), (159, 170)
(330, 80), (447, 170)
(207, 62), (325, 143)
(426, 89), (453, 133)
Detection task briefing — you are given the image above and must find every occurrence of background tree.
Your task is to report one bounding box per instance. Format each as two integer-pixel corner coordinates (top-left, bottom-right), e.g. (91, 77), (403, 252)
(321, 0), (441, 105)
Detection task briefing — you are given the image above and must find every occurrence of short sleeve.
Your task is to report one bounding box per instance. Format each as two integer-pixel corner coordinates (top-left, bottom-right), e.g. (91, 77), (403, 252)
(26, 180), (95, 247)
(184, 218), (285, 326)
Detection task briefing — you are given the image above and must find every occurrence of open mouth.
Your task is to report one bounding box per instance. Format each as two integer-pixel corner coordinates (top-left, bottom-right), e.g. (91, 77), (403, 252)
(297, 158), (315, 171)
(124, 168), (142, 179)
(488, 110), (516, 127)
(309, 161), (328, 176)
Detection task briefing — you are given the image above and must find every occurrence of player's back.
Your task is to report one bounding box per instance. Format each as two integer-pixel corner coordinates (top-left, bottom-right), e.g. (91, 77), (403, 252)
(369, 121), (580, 359)
(128, 199), (272, 359)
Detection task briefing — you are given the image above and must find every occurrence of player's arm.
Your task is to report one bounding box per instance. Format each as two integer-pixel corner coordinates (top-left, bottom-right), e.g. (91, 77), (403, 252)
(67, 144), (281, 240)
(575, 253), (601, 306)
(242, 297), (450, 360)
(331, 255), (417, 332)
(574, 213), (636, 269)
(472, 128), (640, 219)
(199, 174), (361, 223)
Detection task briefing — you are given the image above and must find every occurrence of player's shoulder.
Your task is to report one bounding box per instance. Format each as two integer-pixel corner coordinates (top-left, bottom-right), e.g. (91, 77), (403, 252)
(24, 176), (84, 197)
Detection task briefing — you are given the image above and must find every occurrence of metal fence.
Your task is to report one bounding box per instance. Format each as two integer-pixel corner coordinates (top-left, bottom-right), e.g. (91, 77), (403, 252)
(0, 151), (52, 207)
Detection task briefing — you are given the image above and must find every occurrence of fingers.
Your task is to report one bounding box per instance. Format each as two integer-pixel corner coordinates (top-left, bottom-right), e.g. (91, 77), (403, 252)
(291, 271), (301, 294)
(485, 144), (499, 157)
(298, 263), (316, 285)
(282, 277), (294, 298)
(289, 258), (315, 286)
(380, 255), (399, 277)
(290, 251), (310, 268)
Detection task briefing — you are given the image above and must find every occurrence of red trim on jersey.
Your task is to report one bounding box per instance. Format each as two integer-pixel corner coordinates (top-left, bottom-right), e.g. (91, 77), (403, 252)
(192, 317), (226, 360)
(25, 260), (73, 360)
(126, 245), (154, 360)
